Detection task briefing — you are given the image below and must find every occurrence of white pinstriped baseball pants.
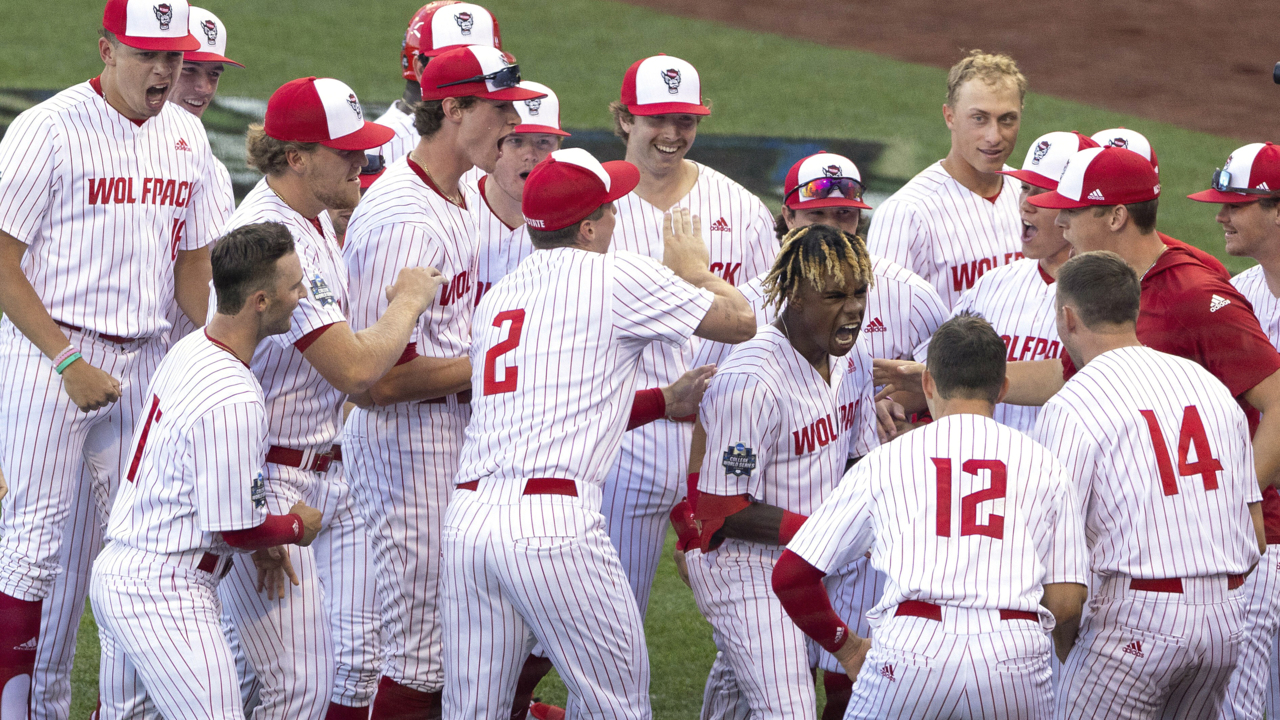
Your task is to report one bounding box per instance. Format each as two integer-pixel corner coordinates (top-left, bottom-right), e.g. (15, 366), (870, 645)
(1221, 546), (1280, 719)
(1057, 575), (1244, 719)
(441, 484), (651, 720)
(847, 611), (1054, 719)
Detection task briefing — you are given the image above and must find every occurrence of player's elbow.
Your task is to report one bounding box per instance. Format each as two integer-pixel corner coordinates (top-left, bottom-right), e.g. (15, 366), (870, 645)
(1041, 582), (1087, 627)
(695, 303), (756, 345)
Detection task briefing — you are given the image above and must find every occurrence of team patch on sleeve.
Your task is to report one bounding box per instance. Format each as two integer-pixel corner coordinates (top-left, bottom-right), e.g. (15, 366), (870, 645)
(250, 471), (266, 509)
(722, 443), (758, 477)
(310, 274), (337, 306)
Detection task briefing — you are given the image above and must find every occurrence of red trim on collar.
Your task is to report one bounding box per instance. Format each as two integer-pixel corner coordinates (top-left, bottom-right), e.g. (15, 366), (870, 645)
(89, 76), (146, 127)
(307, 216), (324, 235)
(982, 184), (1002, 204)
(478, 175), (517, 231)
(205, 331), (250, 367)
(406, 157), (467, 209)
(1037, 263), (1055, 286)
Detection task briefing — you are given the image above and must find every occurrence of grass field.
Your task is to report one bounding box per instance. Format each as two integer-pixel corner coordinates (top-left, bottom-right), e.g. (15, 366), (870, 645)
(0, 0), (1258, 716)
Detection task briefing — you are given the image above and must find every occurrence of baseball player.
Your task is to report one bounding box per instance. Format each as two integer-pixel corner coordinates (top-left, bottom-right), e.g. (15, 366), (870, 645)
(0, 1), (228, 714)
(1032, 251), (1265, 718)
(342, 46), (543, 718)
(439, 147), (755, 720)
(602, 54), (779, 629)
(687, 224), (877, 720)
(374, 1), (501, 165)
(867, 50), (1027, 309)
(1186, 142), (1280, 719)
(775, 312), (1088, 719)
(217, 77), (444, 720)
(89, 222), (324, 720)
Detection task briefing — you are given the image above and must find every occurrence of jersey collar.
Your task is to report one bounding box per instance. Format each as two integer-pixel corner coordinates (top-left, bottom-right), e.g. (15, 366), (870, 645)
(89, 76), (147, 128)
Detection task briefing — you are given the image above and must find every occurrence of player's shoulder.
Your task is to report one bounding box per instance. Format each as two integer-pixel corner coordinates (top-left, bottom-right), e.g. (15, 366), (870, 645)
(692, 162), (769, 207)
(159, 333), (263, 409)
(372, 102), (411, 128)
(965, 257), (1042, 294)
(346, 161), (445, 234)
(609, 248), (667, 274)
(880, 161), (953, 205)
(870, 254), (936, 292)
(1229, 264), (1267, 299)
(717, 325), (788, 374)
(223, 180), (293, 231)
(2, 82), (99, 141)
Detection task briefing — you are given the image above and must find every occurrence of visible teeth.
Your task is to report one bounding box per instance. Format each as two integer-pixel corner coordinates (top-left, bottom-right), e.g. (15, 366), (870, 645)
(656, 145), (678, 153)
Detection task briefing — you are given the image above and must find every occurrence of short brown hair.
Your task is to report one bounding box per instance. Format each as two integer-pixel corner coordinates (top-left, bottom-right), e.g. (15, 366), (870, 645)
(99, 28), (118, 45)
(1091, 198), (1159, 235)
(608, 100), (710, 144)
(528, 204), (608, 249)
(245, 124), (318, 176)
(413, 96), (479, 139)
(1056, 250), (1141, 329)
(926, 313), (1007, 404)
(212, 222), (296, 314)
(946, 50), (1027, 107)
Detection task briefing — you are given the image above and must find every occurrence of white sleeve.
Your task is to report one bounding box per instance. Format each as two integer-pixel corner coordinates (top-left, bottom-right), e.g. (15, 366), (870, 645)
(180, 151), (233, 251)
(192, 402), (269, 533)
(269, 240), (349, 348)
(910, 279), (952, 362)
(345, 220), (446, 342)
(1042, 460), (1089, 586)
(611, 252), (715, 346)
(866, 198), (925, 280)
(0, 109), (58, 243)
(697, 373), (780, 499)
(786, 460), (878, 573)
(1032, 400), (1096, 524)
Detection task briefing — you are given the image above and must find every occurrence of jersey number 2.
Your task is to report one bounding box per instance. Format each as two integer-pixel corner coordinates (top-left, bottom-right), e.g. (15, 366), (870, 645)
(1139, 406), (1223, 496)
(483, 310), (526, 396)
(931, 458), (1006, 540)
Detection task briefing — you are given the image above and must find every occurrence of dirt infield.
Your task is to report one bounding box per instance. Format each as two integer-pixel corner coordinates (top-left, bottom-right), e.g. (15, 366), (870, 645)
(621, 0), (1280, 141)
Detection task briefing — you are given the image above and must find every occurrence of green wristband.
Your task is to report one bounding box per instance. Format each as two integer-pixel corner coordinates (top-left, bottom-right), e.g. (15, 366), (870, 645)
(54, 352), (83, 375)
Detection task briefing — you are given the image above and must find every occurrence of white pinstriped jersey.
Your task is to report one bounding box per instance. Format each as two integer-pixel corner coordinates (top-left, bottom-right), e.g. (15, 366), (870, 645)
(467, 174), (531, 305)
(1032, 345), (1262, 579)
(867, 162), (1023, 310)
(455, 248), (714, 493)
(220, 178), (349, 450)
(611, 162), (778, 379)
(918, 259), (1061, 433)
(0, 79), (228, 338)
(845, 347), (880, 459)
(344, 157), (476, 378)
(370, 104), (483, 191)
(862, 255), (949, 362)
(1232, 266), (1280, 346)
(103, 331), (268, 555)
(698, 326), (876, 515)
(789, 414), (1088, 625)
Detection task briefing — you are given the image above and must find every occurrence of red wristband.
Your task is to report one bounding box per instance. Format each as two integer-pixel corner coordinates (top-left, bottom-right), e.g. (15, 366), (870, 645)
(773, 549), (849, 654)
(669, 499), (699, 552)
(627, 387), (667, 431)
(222, 513), (305, 551)
(778, 510), (808, 545)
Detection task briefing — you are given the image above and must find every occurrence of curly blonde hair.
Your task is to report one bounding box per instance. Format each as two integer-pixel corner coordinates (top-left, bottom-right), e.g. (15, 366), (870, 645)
(761, 225), (874, 312)
(946, 50), (1027, 107)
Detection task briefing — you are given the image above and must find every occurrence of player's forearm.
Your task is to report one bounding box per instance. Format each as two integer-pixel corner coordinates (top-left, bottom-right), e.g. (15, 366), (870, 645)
(342, 297), (433, 391)
(1042, 582), (1086, 663)
(368, 355), (471, 406)
(772, 549), (851, 653)
(174, 247), (212, 328)
(688, 274), (755, 343)
(1250, 502), (1266, 555)
(221, 513), (305, 552)
(1003, 359), (1065, 406)
(720, 502), (807, 546)
(1245, 377), (1280, 489)
(0, 232), (72, 358)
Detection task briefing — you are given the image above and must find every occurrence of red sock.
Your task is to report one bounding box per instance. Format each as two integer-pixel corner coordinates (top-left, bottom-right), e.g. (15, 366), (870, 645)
(0, 593), (42, 719)
(509, 654), (554, 720)
(821, 670), (853, 720)
(370, 677), (441, 720)
(326, 701), (371, 719)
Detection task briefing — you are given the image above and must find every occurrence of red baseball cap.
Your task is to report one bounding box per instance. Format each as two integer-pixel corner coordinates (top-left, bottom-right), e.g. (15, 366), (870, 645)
(184, 7), (243, 67)
(420, 46), (544, 102)
(513, 82), (570, 137)
(997, 131), (1099, 190)
(1092, 128), (1158, 176)
(102, 0), (200, 51)
(1026, 147), (1161, 210)
(1188, 142), (1280, 204)
(522, 148), (639, 232)
(620, 55), (711, 116)
(401, 1), (501, 81)
(264, 78), (395, 151)
(783, 152), (870, 210)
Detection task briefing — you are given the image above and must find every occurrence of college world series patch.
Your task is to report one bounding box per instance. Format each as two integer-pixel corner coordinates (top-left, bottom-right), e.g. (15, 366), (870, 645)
(251, 471), (267, 509)
(723, 443), (757, 477)
(310, 274), (337, 306)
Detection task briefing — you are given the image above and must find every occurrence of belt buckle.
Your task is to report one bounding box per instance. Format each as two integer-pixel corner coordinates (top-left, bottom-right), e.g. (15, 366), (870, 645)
(312, 450), (334, 473)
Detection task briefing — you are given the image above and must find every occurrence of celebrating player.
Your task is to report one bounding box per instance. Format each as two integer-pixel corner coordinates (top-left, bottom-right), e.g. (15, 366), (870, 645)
(1187, 142), (1280, 719)
(687, 224), (877, 719)
(867, 50), (1026, 309)
(1033, 251), (1265, 717)
(0, 1), (229, 714)
(775, 312), (1087, 718)
(440, 148), (755, 719)
(90, 222), (324, 719)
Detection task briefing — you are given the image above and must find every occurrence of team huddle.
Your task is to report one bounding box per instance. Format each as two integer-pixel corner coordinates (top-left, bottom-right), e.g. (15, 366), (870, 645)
(2, 0), (1280, 719)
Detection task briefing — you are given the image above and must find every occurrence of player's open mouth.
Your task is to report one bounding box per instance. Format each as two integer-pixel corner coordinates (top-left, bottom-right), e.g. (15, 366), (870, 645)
(1022, 221), (1038, 242)
(182, 97), (207, 109)
(655, 144), (681, 155)
(834, 324), (858, 346)
(146, 85), (168, 107)
(519, 171), (530, 180)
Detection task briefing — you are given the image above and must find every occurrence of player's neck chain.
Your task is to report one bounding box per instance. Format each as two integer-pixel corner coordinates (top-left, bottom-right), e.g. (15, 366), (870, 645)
(410, 150), (464, 207)
(1140, 246), (1166, 281)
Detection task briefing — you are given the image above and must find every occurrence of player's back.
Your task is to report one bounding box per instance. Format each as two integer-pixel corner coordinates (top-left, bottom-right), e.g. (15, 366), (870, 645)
(1037, 346), (1260, 578)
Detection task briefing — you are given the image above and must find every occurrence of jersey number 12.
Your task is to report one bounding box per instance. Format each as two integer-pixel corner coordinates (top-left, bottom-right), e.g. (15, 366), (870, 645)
(931, 458), (1006, 540)
(483, 310), (526, 396)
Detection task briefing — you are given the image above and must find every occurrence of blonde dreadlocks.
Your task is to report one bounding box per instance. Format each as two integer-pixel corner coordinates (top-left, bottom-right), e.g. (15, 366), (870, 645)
(761, 224), (874, 312)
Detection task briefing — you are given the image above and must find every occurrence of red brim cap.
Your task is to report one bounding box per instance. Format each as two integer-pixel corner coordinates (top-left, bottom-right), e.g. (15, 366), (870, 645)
(321, 122), (396, 151)
(996, 168), (1057, 190)
(785, 195), (871, 211)
(1187, 188), (1263, 204)
(118, 32), (201, 51)
(601, 160), (640, 202)
(184, 51), (244, 68)
(626, 101), (710, 117)
(359, 169), (386, 189)
(523, 150), (639, 231)
(1025, 191), (1089, 210)
(513, 123), (570, 137)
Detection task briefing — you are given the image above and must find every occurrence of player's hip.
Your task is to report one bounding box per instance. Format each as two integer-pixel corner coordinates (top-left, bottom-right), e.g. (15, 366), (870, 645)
(445, 479), (608, 543)
(92, 542), (232, 591)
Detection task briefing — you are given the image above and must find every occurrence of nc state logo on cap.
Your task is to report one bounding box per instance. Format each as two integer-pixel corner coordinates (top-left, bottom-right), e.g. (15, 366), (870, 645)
(200, 19), (217, 44)
(661, 68), (682, 94)
(154, 3), (173, 29)
(455, 12), (473, 34)
(1106, 138), (1129, 149)
(1032, 140), (1050, 165)
(822, 165), (842, 178)
(347, 93), (362, 119)
(524, 97), (541, 116)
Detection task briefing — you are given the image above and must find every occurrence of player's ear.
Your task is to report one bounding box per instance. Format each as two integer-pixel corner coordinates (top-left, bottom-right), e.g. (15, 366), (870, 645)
(1109, 205), (1129, 233)
(285, 147), (309, 174)
(921, 368), (936, 401)
(994, 376), (1010, 404)
(941, 102), (955, 130)
(99, 37), (116, 66)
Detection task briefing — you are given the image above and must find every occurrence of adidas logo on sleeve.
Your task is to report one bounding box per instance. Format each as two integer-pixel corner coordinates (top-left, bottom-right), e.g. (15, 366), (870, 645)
(1209, 294), (1230, 313)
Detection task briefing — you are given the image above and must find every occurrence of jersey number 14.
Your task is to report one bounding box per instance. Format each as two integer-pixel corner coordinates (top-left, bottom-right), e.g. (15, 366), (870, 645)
(1139, 405), (1223, 496)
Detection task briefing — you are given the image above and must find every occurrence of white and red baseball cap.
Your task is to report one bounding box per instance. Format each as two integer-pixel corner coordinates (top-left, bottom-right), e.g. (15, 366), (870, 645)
(513, 82), (570, 137)
(420, 46), (544, 102)
(783, 152), (871, 210)
(522, 148), (639, 231)
(264, 78), (395, 151)
(998, 131), (1099, 190)
(1026, 147), (1161, 210)
(620, 55), (711, 116)
(401, 1), (501, 80)
(1188, 142), (1280, 204)
(102, 0), (200, 51)
(184, 6), (242, 67)
(1092, 128), (1158, 176)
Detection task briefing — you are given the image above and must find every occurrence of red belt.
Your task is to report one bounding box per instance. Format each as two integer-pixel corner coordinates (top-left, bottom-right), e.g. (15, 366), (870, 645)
(1129, 575), (1245, 593)
(55, 320), (136, 345)
(422, 390), (472, 405)
(895, 600), (1039, 623)
(266, 444), (342, 473)
(196, 552), (232, 578)
(456, 478), (577, 496)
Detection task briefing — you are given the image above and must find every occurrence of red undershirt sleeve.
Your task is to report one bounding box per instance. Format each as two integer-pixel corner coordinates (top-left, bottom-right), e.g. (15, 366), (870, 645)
(626, 387), (667, 431)
(293, 323), (335, 353)
(773, 549), (850, 653)
(222, 513), (305, 552)
(395, 342), (420, 366)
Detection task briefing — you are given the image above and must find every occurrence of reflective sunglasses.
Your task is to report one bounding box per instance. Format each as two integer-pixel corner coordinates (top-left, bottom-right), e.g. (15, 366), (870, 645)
(789, 176), (865, 202)
(437, 63), (521, 90)
(1211, 168), (1276, 196)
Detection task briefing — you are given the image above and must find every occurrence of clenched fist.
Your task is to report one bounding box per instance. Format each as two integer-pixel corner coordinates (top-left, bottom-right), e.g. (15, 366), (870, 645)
(386, 266), (447, 316)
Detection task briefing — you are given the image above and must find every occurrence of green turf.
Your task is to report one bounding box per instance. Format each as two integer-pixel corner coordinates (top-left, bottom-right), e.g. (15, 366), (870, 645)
(0, 0), (1255, 272)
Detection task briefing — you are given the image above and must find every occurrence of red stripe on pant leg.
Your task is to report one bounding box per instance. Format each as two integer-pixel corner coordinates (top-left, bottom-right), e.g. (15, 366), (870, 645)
(0, 592), (42, 713)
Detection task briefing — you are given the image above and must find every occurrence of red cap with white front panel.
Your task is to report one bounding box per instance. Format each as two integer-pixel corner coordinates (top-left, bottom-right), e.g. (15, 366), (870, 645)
(264, 77), (395, 151)
(522, 148), (639, 232)
(997, 131), (1099, 190)
(620, 55), (711, 116)
(1026, 147), (1161, 210)
(102, 0), (200, 51)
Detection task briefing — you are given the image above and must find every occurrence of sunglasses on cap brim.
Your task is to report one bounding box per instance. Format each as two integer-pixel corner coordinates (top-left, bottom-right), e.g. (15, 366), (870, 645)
(436, 63), (521, 91)
(789, 177), (865, 203)
(1211, 168), (1278, 196)
(362, 154), (386, 176)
